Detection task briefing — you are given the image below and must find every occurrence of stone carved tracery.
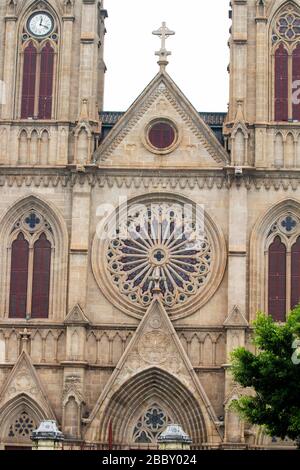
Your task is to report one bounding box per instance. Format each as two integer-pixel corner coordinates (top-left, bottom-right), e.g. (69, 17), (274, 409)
(92, 194), (227, 320)
(8, 411), (36, 439)
(133, 405), (172, 444)
(107, 202), (212, 309)
(272, 4), (300, 43)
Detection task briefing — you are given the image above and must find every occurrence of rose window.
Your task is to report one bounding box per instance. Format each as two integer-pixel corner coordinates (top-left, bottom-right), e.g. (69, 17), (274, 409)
(92, 195), (226, 320)
(8, 412), (35, 439)
(133, 405), (171, 444)
(106, 203), (212, 310)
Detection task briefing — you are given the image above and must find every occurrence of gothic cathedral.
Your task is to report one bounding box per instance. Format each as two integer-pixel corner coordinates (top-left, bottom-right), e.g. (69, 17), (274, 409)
(0, 0), (298, 450)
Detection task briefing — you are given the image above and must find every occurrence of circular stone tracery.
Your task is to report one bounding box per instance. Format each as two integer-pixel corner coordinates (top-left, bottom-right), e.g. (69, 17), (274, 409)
(92, 195), (227, 320)
(272, 6), (300, 43)
(107, 203), (212, 309)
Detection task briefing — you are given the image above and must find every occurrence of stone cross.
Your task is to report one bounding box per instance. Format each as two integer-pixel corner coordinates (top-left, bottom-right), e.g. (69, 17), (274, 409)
(152, 22), (175, 71)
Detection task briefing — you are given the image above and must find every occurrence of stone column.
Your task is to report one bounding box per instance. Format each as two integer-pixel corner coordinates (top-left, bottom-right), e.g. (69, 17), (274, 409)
(224, 180), (249, 446)
(229, 0), (248, 121)
(62, 305), (89, 440)
(255, 16), (268, 123)
(78, 0), (99, 122)
(58, 12), (75, 121)
(68, 178), (91, 310)
(254, 12), (268, 169)
(227, 183), (247, 315)
(0, 13), (17, 119)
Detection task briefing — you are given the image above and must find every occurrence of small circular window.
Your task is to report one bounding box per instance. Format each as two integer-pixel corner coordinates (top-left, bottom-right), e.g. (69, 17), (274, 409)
(147, 120), (177, 151)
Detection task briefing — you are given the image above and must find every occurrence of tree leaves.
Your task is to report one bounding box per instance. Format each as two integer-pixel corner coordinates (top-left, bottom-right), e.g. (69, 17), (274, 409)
(230, 307), (300, 444)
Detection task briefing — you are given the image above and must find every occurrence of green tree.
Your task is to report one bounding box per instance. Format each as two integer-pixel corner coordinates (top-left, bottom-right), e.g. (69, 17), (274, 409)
(230, 307), (300, 447)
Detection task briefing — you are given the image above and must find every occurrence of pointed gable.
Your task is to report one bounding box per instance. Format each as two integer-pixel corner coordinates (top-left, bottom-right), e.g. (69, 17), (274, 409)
(224, 305), (249, 328)
(64, 304), (90, 326)
(0, 351), (56, 419)
(85, 298), (221, 441)
(95, 71), (229, 168)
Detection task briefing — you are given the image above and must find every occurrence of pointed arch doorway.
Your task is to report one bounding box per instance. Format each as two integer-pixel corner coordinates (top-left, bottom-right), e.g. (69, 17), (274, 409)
(98, 368), (208, 450)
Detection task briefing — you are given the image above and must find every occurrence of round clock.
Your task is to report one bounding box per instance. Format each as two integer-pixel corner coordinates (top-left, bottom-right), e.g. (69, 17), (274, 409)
(27, 12), (54, 37)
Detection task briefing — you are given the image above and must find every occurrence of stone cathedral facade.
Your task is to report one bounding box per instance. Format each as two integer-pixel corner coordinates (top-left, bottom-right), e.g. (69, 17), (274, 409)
(0, 0), (299, 450)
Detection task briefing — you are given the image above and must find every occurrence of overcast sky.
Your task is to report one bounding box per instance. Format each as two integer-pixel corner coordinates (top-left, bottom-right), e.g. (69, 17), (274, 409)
(103, 0), (230, 112)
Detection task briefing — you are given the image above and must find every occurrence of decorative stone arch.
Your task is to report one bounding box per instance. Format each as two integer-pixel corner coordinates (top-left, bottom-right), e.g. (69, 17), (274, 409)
(74, 121), (93, 165)
(16, 0), (62, 38)
(267, 0), (300, 25)
(231, 123), (249, 167)
(0, 194), (68, 321)
(249, 198), (300, 321)
(87, 367), (211, 448)
(14, 0), (62, 120)
(0, 393), (48, 447)
(92, 191), (227, 321)
(62, 377), (84, 439)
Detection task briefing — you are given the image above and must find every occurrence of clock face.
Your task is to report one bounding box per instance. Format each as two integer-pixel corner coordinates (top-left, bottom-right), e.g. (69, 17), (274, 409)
(27, 12), (54, 37)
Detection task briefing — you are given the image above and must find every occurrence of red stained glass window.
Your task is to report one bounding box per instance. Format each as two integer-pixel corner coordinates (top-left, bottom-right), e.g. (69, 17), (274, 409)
(291, 236), (300, 309)
(31, 233), (51, 318)
(9, 233), (29, 318)
(292, 44), (300, 121)
(268, 236), (287, 322)
(38, 42), (54, 119)
(148, 122), (175, 149)
(275, 44), (289, 122)
(21, 42), (37, 119)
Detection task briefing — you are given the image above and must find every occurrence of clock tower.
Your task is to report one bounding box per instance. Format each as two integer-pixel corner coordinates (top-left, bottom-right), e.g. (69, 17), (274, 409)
(0, 0), (107, 166)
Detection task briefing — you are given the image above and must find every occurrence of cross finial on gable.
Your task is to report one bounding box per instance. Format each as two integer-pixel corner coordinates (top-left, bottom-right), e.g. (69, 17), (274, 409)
(152, 22), (175, 72)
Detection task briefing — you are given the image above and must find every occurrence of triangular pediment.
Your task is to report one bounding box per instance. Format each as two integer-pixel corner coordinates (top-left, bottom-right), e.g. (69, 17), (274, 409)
(224, 306), (249, 328)
(95, 71), (229, 168)
(0, 351), (56, 419)
(64, 304), (90, 326)
(85, 298), (220, 439)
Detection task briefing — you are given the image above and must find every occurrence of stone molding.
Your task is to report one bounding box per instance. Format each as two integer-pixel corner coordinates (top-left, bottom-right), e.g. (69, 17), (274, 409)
(1, 169), (300, 190)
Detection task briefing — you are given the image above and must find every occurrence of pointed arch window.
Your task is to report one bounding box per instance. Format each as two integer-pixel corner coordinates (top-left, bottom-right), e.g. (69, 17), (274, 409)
(274, 44), (289, 122)
(267, 214), (300, 321)
(20, 40), (56, 120)
(9, 211), (52, 319)
(9, 233), (29, 318)
(31, 233), (51, 318)
(268, 236), (287, 322)
(292, 44), (300, 120)
(291, 236), (300, 308)
(38, 43), (55, 119)
(273, 7), (300, 121)
(20, 42), (37, 119)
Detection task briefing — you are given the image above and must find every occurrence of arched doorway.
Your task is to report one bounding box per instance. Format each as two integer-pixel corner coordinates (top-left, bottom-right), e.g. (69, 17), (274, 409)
(97, 368), (208, 449)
